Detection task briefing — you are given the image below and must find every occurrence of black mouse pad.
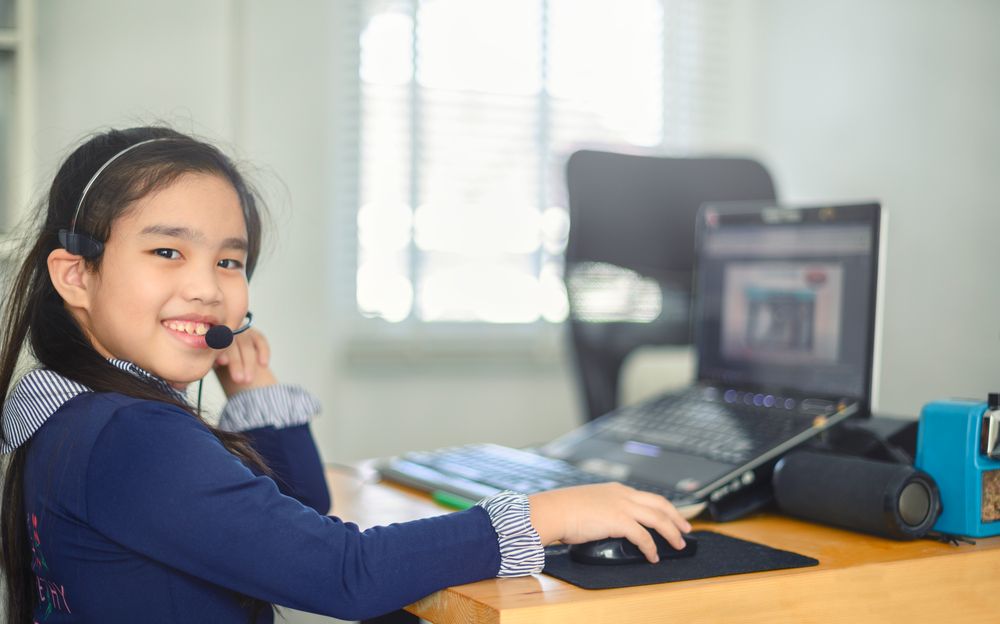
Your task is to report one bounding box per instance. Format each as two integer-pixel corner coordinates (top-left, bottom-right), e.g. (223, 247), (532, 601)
(542, 530), (818, 590)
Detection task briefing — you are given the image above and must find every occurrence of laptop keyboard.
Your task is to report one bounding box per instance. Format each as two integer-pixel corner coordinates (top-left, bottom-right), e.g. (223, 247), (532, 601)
(599, 394), (813, 465)
(380, 442), (689, 503)
(379, 393), (821, 513)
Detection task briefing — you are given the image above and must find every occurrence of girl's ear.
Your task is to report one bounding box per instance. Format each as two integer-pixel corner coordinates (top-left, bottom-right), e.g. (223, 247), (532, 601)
(47, 248), (93, 309)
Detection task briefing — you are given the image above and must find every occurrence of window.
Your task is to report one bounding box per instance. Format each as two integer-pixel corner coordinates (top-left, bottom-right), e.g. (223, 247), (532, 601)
(354, 0), (733, 326)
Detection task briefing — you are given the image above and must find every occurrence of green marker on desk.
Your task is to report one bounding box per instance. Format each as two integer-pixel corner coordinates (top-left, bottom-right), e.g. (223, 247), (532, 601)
(431, 490), (477, 510)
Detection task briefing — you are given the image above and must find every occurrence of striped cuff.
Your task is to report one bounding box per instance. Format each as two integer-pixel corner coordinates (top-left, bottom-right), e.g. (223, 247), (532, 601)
(217, 384), (322, 432)
(476, 490), (544, 577)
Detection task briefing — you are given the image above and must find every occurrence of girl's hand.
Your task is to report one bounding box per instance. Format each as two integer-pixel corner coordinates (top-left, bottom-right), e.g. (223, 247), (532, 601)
(213, 327), (277, 396)
(527, 482), (692, 564)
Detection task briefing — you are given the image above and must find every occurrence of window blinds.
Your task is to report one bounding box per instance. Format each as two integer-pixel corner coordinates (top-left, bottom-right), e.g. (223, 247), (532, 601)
(354, 0), (733, 325)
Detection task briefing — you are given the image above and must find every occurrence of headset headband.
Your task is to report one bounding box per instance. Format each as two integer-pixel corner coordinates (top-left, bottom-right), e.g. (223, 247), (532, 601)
(59, 137), (174, 257)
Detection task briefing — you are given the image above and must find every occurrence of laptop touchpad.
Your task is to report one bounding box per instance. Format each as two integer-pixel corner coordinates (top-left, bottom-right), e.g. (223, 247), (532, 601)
(567, 439), (736, 495)
(624, 450), (734, 495)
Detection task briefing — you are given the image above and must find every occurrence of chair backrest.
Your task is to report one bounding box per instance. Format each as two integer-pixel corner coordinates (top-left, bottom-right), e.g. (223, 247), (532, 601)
(564, 149), (777, 421)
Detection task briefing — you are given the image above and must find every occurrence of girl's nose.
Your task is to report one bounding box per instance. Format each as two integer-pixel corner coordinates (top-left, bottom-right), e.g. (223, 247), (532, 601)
(181, 265), (224, 305)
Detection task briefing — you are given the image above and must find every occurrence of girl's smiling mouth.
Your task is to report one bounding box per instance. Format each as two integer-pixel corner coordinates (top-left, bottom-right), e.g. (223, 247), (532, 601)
(162, 319), (211, 336)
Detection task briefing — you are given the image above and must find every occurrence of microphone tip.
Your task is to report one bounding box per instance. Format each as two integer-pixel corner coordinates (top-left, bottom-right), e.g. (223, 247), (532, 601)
(205, 325), (234, 350)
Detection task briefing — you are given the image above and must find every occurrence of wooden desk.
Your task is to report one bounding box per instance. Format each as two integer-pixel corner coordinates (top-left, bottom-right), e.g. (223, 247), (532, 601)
(327, 466), (1000, 623)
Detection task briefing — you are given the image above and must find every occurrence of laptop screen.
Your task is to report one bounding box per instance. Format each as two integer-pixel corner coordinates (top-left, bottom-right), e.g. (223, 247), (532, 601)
(693, 202), (881, 405)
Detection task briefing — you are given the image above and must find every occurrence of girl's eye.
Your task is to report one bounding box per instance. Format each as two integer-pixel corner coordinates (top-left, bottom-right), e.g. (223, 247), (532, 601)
(218, 259), (244, 270)
(153, 249), (180, 260)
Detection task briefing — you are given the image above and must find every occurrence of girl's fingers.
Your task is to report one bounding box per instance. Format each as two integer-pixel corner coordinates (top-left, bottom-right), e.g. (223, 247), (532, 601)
(222, 329), (261, 383)
(529, 483), (692, 560)
(602, 493), (689, 562)
(228, 328), (271, 383)
(234, 332), (259, 384)
(212, 328), (278, 396)
(620, 523), (663, 563)
(628, 490), (692, 533)
(225, 337), (247, 383)
(250, 330), (270, 366)
(614, 498), (687, 553)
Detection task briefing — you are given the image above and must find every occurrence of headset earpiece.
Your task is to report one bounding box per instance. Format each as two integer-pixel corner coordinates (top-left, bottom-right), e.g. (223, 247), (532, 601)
(61, 137), (173, 259)
(58, 230), (105, 257)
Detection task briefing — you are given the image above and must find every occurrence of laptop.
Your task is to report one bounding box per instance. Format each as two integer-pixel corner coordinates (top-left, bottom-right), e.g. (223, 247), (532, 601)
(380, 201), (883, 519)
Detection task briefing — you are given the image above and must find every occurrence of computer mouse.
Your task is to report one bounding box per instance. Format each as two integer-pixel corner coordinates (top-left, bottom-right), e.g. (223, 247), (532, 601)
(568, 530), (698, 565)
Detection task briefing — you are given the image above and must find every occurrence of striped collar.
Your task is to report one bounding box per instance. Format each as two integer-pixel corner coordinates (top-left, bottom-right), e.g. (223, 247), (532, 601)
(0, 360), (186, 454)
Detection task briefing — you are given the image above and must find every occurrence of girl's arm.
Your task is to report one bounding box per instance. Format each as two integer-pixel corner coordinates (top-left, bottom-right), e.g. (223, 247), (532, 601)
(212, 328), (331, 514)
(211, 329), (693, 561)
(211, 330), (693, 563)
(82, 400), (501, 620)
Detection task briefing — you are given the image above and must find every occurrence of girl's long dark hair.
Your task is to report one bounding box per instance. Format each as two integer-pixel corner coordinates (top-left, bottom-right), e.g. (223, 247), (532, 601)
(1, 127), (272, 623)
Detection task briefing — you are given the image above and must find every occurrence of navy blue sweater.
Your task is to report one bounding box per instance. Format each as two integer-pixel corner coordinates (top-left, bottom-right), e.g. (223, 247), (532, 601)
(24, 392), (501, 622)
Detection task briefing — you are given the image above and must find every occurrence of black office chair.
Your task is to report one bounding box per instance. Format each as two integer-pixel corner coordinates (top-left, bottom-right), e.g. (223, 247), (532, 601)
(564, 149), (777, 422)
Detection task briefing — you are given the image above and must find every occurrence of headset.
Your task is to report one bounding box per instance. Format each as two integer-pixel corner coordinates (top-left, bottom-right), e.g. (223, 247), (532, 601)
(58, 137), (253, 350)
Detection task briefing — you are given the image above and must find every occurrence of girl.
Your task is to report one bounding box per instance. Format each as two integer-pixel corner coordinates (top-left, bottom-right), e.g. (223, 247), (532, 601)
(0, 127), (691, 623)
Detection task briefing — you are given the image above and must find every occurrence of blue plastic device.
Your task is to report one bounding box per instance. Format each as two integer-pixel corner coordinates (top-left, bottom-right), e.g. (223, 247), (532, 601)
(915, 398), (1000, 537)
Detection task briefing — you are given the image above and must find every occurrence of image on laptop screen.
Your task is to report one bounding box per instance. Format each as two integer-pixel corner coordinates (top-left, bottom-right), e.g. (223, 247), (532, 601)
(694, 202), (881, 407)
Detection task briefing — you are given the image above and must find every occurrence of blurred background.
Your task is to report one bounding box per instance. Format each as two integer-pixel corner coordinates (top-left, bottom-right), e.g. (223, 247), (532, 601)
(1, 0), (998, 488)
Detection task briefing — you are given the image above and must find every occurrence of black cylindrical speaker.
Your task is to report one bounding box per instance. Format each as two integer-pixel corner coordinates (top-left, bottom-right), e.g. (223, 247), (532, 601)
(772, 451), (942, 540)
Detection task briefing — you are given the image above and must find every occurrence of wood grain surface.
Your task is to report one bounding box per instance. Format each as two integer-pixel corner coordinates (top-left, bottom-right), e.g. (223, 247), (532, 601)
(326, 466), (1000, 623)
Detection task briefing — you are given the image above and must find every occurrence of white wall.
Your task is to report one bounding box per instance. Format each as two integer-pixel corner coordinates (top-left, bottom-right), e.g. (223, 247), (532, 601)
(30, 0), (1000, 450)
(746, 0), (1000, 416)
(29, 1), (1000, 469)
(34, 0), (238, 169)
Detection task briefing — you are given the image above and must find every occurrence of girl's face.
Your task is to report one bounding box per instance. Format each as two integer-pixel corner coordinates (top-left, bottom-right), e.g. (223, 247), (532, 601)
(80, 173), (250, 385)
